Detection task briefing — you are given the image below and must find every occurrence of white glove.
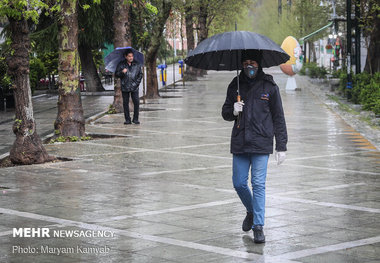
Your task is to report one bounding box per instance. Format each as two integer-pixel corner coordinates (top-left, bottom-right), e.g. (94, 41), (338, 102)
(233, 101), (244, 116)
(275, 151), (286, 165)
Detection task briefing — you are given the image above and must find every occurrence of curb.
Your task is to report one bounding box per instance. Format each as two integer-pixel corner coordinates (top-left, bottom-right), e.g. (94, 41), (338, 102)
(297, 75), (380, 151)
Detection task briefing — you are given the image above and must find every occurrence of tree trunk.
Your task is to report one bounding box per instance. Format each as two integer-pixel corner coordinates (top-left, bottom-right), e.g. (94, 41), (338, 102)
(196, 2), (208, 77)
(6, 17), (53, 164)
(145, 1), (172, 99)
(184, 2), (197, 81)
(146, 58), (159, 99)
(78, 44), (105, 92)
(55, 0), (85, 138)
(364, 14), (380, 74)
(112, 0), (131, 113)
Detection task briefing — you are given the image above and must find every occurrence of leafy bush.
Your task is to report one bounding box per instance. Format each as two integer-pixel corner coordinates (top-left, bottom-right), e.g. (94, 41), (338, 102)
(352, 73), (371, 104)
(299, 64), (306, 75)
(49, 135), (92, 144)
(0, 56), (11, 89)
(299, 62), (327, 79)
(106, 104), (116, 114)
(29, 57), (47, 93)
(338, 70), (348, 96)
(356, 73), (380, 115)
(331, 68), (342, 78)
(338, 71), (380, 115)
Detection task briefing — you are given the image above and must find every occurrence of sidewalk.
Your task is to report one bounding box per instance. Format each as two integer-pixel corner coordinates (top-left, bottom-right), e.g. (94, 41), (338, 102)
(296, 74), (380, 151)
(0, 69), (379, 263)
(0, 65), (183, 157)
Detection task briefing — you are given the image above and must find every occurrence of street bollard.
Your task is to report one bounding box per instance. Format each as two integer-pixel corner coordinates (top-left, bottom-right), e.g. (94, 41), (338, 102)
(157, 64), (167, 86)
(178, 60), (185, 86)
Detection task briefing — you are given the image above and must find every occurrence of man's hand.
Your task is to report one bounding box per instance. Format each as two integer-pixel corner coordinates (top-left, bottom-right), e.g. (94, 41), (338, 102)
(233, 101), (244, 116)
(275, 151), (286, 165)
(122, 68), (127, 73)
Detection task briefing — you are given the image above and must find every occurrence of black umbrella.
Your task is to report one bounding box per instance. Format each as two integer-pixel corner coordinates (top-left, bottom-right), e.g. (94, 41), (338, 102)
(185, 31), (290, 70)
(185, 30), (289, 128)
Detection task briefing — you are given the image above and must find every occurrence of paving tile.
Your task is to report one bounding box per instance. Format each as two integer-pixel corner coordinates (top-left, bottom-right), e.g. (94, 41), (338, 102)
(0, 70), (379, 262)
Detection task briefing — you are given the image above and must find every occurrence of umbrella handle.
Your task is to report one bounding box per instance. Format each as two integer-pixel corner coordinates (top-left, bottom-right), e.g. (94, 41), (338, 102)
(237, 95), (241, 128)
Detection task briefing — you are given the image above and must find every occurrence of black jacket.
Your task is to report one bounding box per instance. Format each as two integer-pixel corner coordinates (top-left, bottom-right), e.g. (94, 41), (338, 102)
(115, 60), (143, 92)
(222, 70), (287, 154)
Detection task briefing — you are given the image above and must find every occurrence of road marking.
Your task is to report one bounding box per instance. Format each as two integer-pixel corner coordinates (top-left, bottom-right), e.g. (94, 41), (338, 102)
(90, 125), (231, 139)
(274, 196), (380, 213)
(1, 206), (377, 262)
(93, 198), (237, 223)
(271, 236), (380, 260)
(160, 142), (230, 150)
(275, 183), (367, 196)
(138, 165), (230, 176)
(0, 230), (13, 237)
(285, 150), (371, 161)
(94, 182), (376, 224)
(0, 207), (261, 260)
(78, 141), (232, 160)
(283, 163), (380, 176)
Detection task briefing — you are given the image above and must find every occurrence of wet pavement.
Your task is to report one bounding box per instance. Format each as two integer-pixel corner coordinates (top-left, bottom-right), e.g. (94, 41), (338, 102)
(0, 63), (183, 157)
(0, 69), (379, 262)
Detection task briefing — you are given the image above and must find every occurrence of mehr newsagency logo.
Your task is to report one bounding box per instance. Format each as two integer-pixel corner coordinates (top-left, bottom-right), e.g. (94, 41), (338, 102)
(13, 227), (115, 238)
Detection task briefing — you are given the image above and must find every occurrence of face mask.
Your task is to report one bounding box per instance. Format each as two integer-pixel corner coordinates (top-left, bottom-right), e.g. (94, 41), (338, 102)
(244, 65), (258, 79)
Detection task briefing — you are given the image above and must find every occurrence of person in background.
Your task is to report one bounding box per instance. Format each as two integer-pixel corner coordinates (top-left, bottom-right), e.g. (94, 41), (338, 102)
(115, 49), (143, 125)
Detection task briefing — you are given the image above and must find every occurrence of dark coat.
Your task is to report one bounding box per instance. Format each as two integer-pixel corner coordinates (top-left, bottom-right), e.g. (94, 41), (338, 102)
(115, 60), (143, 92)
(222, 70), (287, 154)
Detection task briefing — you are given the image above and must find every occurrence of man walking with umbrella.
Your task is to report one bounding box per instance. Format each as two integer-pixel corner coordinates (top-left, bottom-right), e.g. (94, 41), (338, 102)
(222, 50), (287, 243)
(115, 49), (143, 125)
(185, 30), (289, 243)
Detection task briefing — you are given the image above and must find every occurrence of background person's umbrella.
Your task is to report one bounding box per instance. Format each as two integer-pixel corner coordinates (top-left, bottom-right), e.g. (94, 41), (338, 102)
(104, 47), (144, 73)
(185, 31), (290, 70)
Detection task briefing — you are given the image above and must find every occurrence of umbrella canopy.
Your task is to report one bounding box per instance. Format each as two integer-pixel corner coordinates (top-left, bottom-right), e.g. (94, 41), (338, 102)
(185, 31), (290, 70)
(104, 47), (144, 73)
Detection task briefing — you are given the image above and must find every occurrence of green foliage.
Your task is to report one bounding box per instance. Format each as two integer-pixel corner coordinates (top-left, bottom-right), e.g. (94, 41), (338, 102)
(30, 19), (58, 54)
(337, 71), (380, 115)
(0, 0), (48, 24)
(29, 57), (47, 93)
(203, 0), (252, 36)
(92, 49), (104, 69)
(354, 73), (380, 115)
(146, 2), (158, 14)
(233, 0), (331, 45)
(106, 104), (117, 114)
(0, 56), (11, 89)
(40, 52), (59, 78)
(300, 63), (327, 79)
(236, 0), (301, 44)
(78, 0), (114, 49)
(81, 136), (92, 141)
(331, 68), (343, 78)
(49, 135), (92, 144)
(14, 119), (22, 129)
(130, 1), (159, 52)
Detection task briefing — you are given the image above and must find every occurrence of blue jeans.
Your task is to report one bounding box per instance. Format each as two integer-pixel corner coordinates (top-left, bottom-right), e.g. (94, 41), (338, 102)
(232, 153), (269, 227)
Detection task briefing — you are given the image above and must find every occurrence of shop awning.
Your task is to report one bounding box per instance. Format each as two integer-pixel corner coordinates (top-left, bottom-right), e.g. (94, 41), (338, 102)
(299, 22), (333, 44)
